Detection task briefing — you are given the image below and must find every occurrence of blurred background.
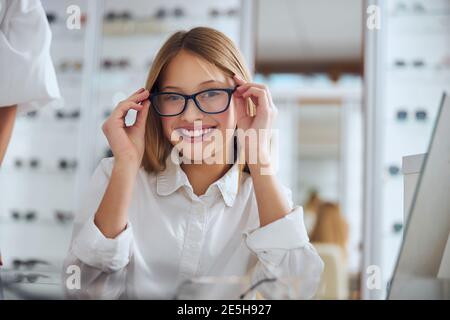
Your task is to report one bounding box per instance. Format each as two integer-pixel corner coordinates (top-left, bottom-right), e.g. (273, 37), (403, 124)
(0, 0), (449, 299)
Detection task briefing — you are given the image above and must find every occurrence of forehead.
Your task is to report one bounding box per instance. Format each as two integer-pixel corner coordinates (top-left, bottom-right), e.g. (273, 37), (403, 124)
(160, 50), (232, 89)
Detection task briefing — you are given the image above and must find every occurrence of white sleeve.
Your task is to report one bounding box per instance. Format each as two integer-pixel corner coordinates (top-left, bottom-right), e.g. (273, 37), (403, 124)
(63, 158), (133, 299)
(0, 0), (60, 113)
(244, 187), (324, 299)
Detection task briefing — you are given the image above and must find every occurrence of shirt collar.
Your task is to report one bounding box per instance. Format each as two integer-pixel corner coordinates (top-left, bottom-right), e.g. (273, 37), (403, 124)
(156, 152), (240, 207)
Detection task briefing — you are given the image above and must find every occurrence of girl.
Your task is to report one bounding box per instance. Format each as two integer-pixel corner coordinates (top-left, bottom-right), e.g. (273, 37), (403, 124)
(64, 27), (323, 299)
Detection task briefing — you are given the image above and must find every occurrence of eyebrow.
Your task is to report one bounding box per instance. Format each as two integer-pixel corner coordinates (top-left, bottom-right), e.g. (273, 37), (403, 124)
(160, 80), (228, 91)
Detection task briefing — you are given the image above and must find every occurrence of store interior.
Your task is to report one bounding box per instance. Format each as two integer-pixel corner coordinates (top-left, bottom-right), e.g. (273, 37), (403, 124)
(0, 0), (449, 300)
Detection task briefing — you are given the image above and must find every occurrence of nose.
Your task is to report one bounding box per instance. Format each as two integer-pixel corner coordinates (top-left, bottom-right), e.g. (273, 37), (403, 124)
(181, 98), (203, 122)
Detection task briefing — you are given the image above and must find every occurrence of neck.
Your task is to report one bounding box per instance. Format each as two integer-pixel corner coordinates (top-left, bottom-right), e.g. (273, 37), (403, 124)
(178, 143), (236, 196)
(181, 162), (232, 197)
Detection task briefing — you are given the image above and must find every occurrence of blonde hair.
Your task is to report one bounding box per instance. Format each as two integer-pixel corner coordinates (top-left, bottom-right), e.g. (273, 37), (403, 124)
(143, 27), (252, 174)
(304, 190), (322, 214)
(310, 202), (349, 257)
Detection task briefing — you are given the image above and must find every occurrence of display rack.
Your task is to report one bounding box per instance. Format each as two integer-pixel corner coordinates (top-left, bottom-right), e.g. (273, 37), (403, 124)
(362, 0), (450, 299)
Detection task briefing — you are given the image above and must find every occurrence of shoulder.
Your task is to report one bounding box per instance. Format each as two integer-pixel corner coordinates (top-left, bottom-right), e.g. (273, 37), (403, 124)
(95, 157), (156, 177)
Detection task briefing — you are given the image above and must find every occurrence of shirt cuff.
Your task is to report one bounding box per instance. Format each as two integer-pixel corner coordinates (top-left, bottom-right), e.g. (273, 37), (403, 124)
(71, 215), (133, 272)
(244, 206), (310, 267)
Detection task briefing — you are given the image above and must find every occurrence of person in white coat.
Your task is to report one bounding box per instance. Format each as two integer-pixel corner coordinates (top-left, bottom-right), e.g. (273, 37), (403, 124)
(64, 27), (324, 299)
(0, 0), (60, 165)
(0, 0), (60, 267)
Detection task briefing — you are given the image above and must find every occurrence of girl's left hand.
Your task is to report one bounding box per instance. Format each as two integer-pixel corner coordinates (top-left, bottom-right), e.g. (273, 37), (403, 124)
(233, 74), (278, 167)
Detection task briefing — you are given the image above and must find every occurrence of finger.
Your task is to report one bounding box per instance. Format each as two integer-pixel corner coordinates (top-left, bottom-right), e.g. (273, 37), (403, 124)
(134, 99), (150, 127)
(235, 83), (269, 98)
(233, 87), (258, 117)
(125, 87), (146, 103)
(235, 82), (273, 102)
(236, 88), (273, 115)
(240, 87), (271, 117)
(112, 101), (144, 119)
(235, 83), (265, 91)
(233, 74), (246, 86)
(127, 88), (150, 103)
(233, 74), (267, 91)
(132, 87), (145, 95)
(240, 87), (268, 107)
(232, 89), (253, 115)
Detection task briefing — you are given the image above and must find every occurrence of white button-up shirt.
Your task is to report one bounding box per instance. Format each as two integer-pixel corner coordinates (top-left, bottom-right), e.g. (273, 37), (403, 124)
(0, 0), (60, 113)
(64, 156), (324, 299)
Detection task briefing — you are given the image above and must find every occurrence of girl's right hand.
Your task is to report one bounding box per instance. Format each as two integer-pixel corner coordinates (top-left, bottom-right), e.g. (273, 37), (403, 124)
(102, 88), (150, 168)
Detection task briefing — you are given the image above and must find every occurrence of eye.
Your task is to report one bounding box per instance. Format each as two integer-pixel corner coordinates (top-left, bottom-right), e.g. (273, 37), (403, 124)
(163, 94), (182, 102)
(201, 90), (220, 99)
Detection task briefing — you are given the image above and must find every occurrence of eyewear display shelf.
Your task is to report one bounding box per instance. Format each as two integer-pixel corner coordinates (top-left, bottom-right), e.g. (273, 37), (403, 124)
(362, 0), (450, 299)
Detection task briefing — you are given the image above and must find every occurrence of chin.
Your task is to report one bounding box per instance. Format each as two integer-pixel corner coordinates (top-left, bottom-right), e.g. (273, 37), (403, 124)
(176, 141), (224, 164)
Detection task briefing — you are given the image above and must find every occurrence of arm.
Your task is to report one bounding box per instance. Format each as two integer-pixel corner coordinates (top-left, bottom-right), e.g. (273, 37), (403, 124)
(94, 161), (139, 238)
(64, 158), (133, 299)
(0, 105), (17, 165)
(94, 88), (150, 238)
(64, 88), (150, 299)
(248, 163), (291, 227)
(233, 76), (324, 299)
(233, 74), (291, 227)
(244, 190), (324, 300)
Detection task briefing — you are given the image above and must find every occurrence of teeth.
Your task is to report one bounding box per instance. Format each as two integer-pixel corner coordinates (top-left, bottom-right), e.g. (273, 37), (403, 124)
(178, 127), (214, 138)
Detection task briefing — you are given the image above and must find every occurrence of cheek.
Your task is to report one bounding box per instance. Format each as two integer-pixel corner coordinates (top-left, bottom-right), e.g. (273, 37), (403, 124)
(161, 118), (174, 140)
(215, 108), (236, 130)
(212, 111), (236, 148)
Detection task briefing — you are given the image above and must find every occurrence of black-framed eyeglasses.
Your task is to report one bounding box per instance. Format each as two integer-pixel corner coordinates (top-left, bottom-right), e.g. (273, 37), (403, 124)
(150, 86), (238, 117)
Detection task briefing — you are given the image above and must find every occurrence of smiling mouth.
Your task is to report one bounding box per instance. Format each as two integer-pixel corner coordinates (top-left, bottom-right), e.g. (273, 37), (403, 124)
(175, 126), (217, 142)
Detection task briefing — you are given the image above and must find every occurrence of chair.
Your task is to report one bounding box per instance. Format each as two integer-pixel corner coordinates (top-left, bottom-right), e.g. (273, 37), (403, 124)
(312, 243), (349, 299)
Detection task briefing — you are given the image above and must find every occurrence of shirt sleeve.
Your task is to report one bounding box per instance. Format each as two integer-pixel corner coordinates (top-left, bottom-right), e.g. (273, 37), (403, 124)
(243, 186), (324, 299)
(71, 214), (134, 273)
(0, 0), (60, 113)
(63, 158), (133, 299)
